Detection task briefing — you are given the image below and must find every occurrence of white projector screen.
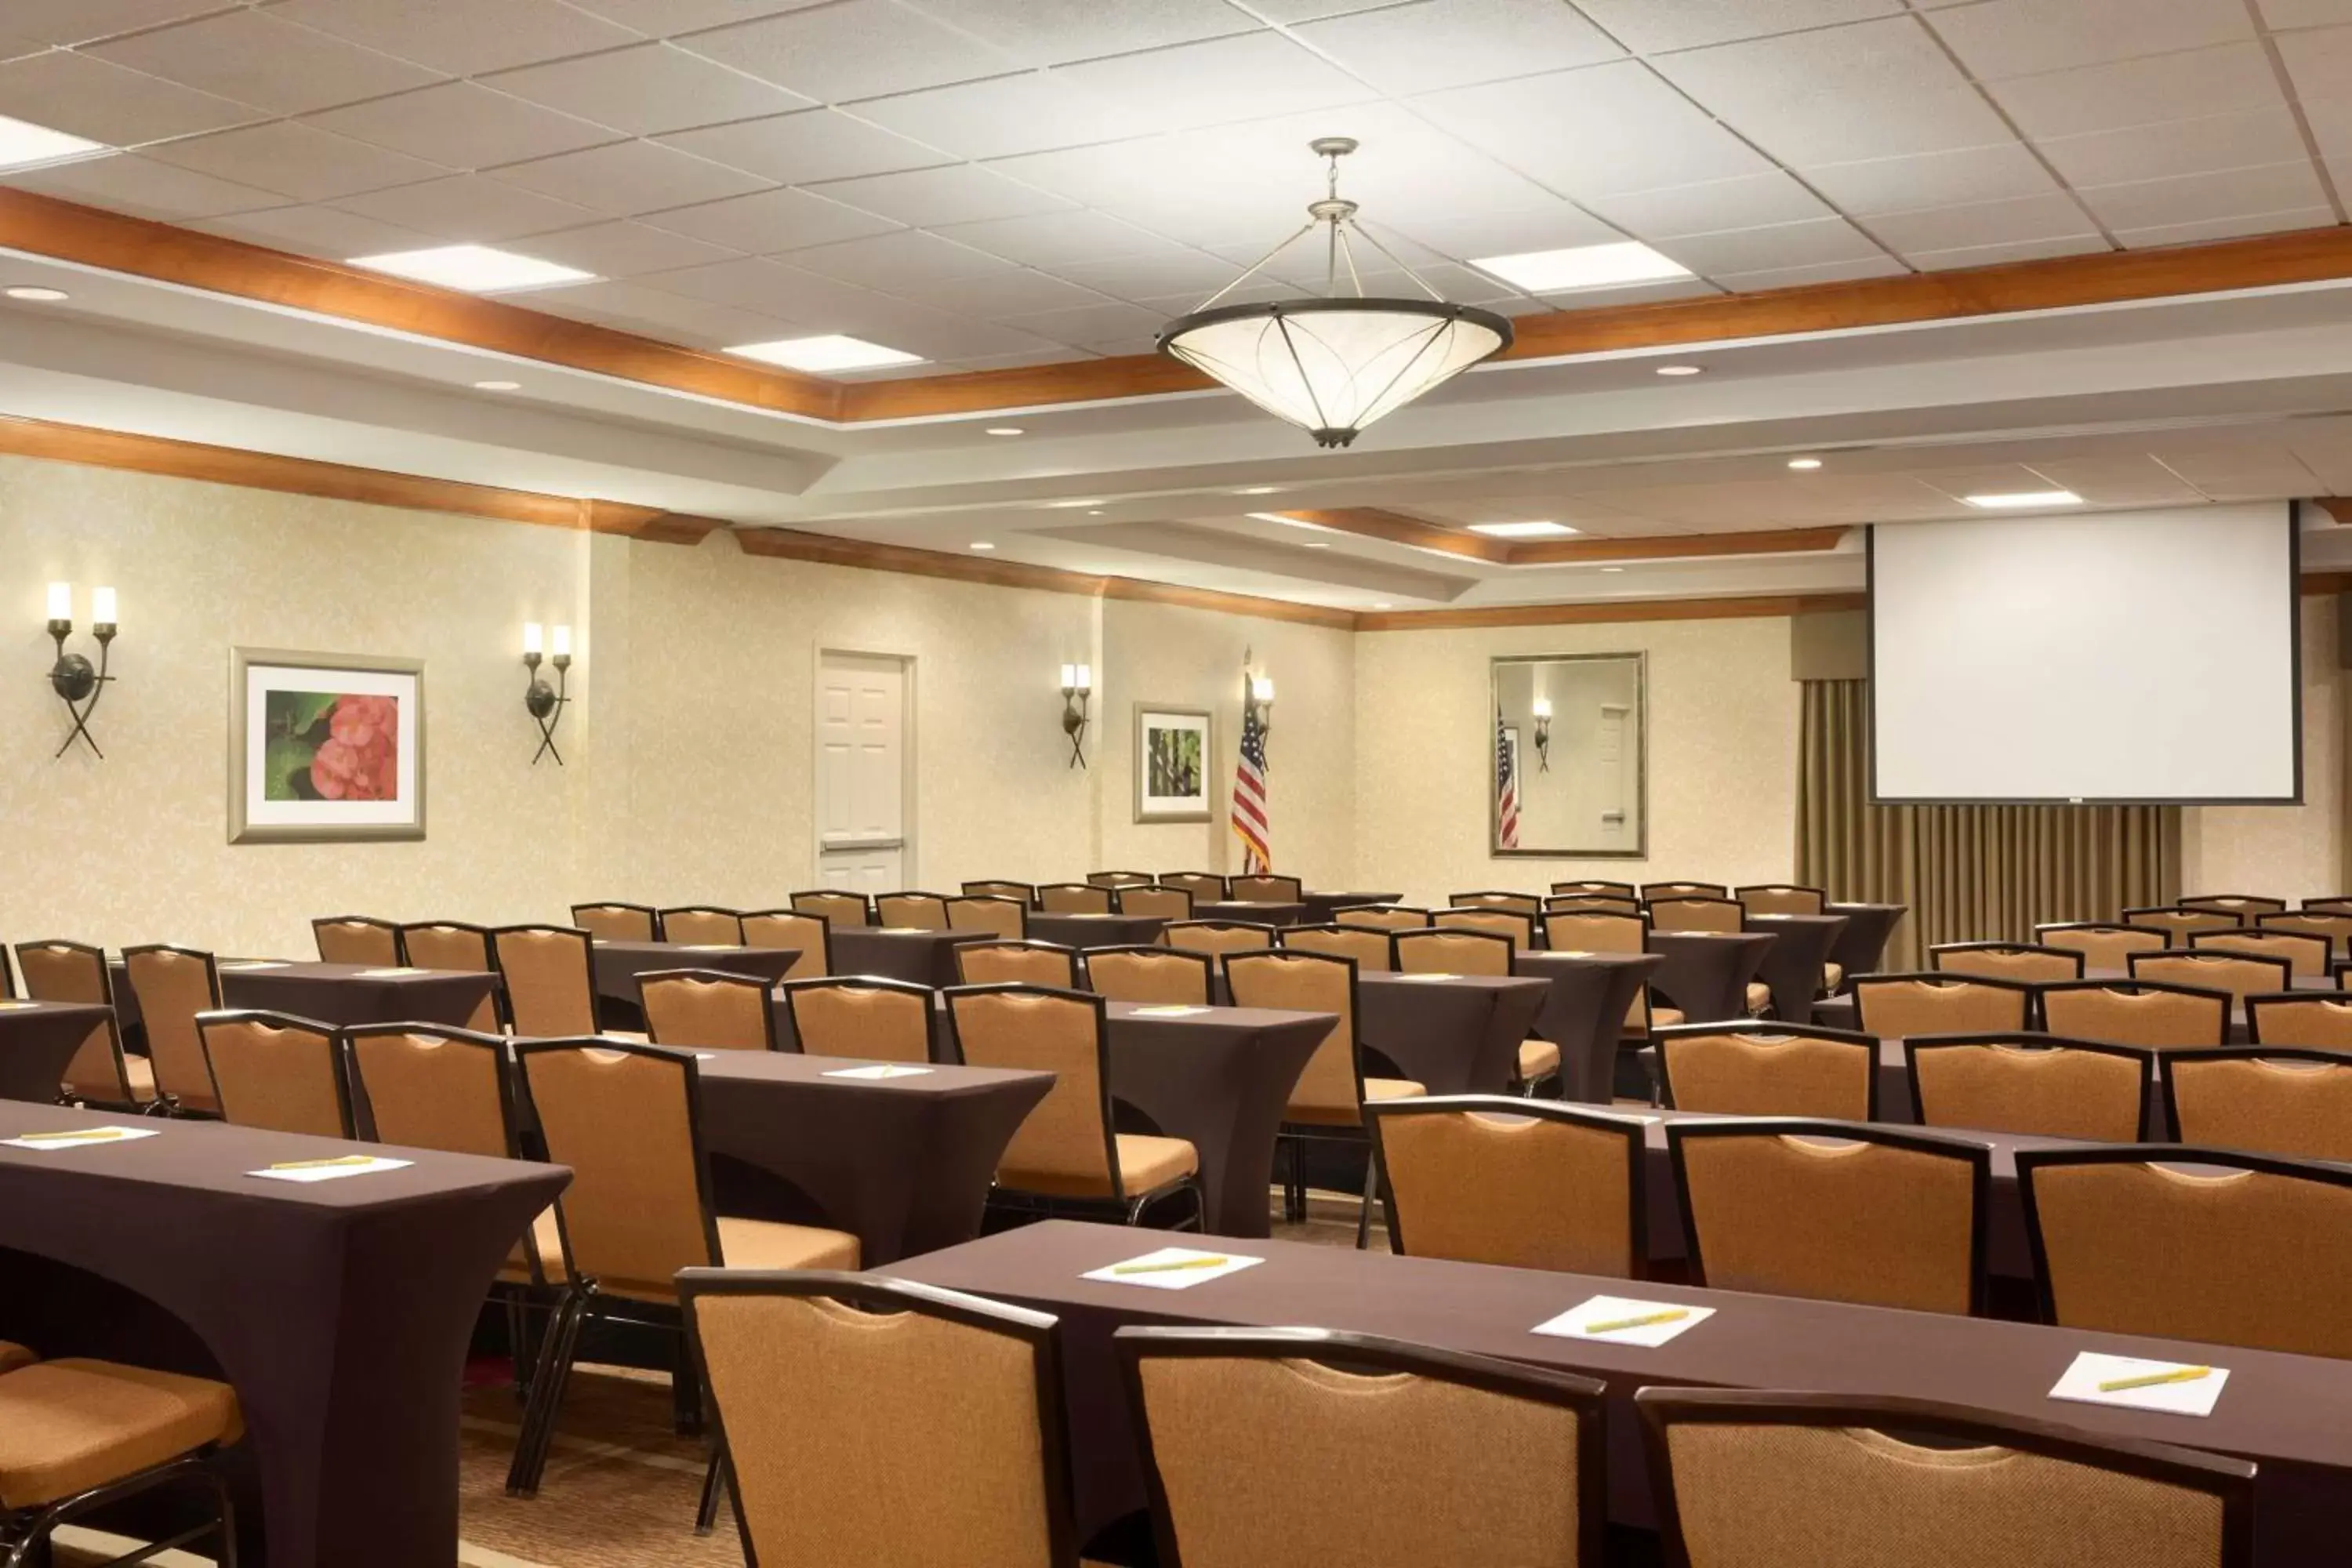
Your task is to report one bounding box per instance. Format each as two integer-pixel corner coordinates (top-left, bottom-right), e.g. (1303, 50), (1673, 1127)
(1870, 504), (2300, 804)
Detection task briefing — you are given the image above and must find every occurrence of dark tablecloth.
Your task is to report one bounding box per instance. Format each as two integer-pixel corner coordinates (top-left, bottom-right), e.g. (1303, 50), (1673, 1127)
(1356, 973), (1552, 1094)
(1646, 931), (1774, 1022)
(1744, 913), (1848, 1023)
(1301, 891), (1403, 921)
(111, 960), (499, 1033)
(1192, 900), (1307, 927)
(1825, 902), (1906, 979)
(886, 1219), (2352, 1563)
(0, 1102), (565, 1568)
(0, 1000), (114, 1103)
(1514, 952), (1659, 1103)
(831, 927), (983, 987)
(1027, 913), (1167, 949)
(590, 941), (799, 1003)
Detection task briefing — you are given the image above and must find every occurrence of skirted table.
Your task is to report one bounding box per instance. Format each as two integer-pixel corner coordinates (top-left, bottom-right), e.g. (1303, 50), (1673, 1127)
(1825, 902), (1907, 981)
(830, 927), (985, 987)
(1026, 913), (1167, 949)
(1191, 899), (1308, 927)
(111, 960), (499, 1033)
(1300, 891), (1403, 922)
(1512, 950), (1661, 1104)
(1744, 912), (1849, 1024)
(0, 999), (115, 1103)
(1646, 931), (1775, 1024)
(1356, 973), (1552, 1094)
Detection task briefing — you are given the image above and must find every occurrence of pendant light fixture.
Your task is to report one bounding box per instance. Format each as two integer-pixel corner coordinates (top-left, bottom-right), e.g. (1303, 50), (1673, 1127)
(1157, 138), (1513, 448)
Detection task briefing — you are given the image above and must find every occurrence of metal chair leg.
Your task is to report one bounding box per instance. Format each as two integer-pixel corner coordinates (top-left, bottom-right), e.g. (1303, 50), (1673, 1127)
(695, 1450), (725, 1535)
(507, 1287), (586, 1497)
(1356, 1147), (1378, 1249)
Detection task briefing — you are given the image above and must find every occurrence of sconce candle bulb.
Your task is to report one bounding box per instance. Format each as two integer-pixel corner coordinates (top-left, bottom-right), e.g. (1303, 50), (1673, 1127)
(1530, 695), (1552, 771)
(521, 619), (572, 766)
(91, 586), (115, 629)
(552, 624), (571, 660)
(45, 581), (70, 623)
(522, 621), (543, 656)
(42, 581), (117, 758)
(1059, 661), (1094, 768)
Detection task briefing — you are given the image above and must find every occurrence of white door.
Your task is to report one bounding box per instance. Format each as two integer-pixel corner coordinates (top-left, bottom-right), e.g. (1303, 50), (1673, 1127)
(816, 652), (908, 893)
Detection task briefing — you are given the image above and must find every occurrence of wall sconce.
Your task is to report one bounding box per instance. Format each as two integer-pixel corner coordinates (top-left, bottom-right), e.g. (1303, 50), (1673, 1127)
(1059, 662), (1092, 768)
(1531, 695), (1552, 771)
(523, 622), (572, 766)
(45, 582), (117, 759)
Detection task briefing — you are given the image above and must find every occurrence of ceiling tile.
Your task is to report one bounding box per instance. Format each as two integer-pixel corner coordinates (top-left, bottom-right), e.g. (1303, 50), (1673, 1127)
(1046, 31), (1381, 136)
(481, 43), (813, 136)
(0, 49), (261, 147)
(1711, 255), (1911, 290)
(1387, 203), (1624, 259)
(1581, 172), (1834, 239)
(1925, 0), (2252, 79)
(632, 253), (846, 310)
(2144, 441), (2320, 497)
(201, 204), (438, 260)
(2259, 0), (2352, 25)
(490, 140), (771, 214)
(657, 108), (949, 183)
(506, 218), (742, 276)
(2017, 455), (2205, 506)
(1862, 192), (2102, 252)
(304, 82), (617, 170)
(1799, 142), (2060, 216)
(1294, 0), (1621, 95)
(983, 135), (1315, 247)
(2035, 107), (2312, 188)
(895, 0), (1254, 67)
(1901, 234), (2112, 270)
(2271, 25), (2352, 158)
(895, 268), (1119, 317)
(1566, 0), (1904, 56)
(1045, 250), (1244, 301)
(850, 71), (1138, 160)
(4, 154), (282, 221)
(641, 186), (902, 250)
(1413, 61), (1775, 197)
(809, 162), (1074, 226)
(267, 0), (645, 76)
(523, 278), (806, 343)
(930, 209), (1185, 267)
(332, 174), (604, 242)
(776, 227), (1018, 288)
(1984, 42), (2284, 140)
(2073, 159), (2330, 230)
(1652, 216), (1889, 276)
(557, 0), (833, 34)
(146, 121), (451, 201)
(673, 0), (1025, 100)
(1243, 0), (1401, 18)
(89, 10), (445, 115)
(2, 0), (233, 45)
(2110, 204), (2338, 247)
(1652, 16), (2016, 165)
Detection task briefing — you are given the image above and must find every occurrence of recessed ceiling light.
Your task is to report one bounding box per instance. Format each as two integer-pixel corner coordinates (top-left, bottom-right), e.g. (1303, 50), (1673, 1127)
(1236, 485), (1280, 495)
(0, 114), (105, 172)
(1655, 364), (1704, 377)
(1788, 457), (1823, 470)
(984, 426), (1025, 436)
(1468, 521), (1579, 539)
(728, 334), (924, 372)
(1087, 509), (1105, 516)
(1600, 565), (1625, 573)
(347, 245), (593, 293)
(969, 541), (996, 551)
(1964, 489), (2082, 509)
(4, 285), (67, 302)
(1470, 240), (1692, 293)
(1371, 601), (1393, 610)
(473, 379), (521, 391)
(1301, 542), (1330, 549)
(1051, 499), (1105, 510)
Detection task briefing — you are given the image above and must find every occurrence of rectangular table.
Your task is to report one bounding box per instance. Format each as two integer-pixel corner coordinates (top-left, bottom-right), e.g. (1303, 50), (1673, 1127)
(1027, 912), (1166, 949)
(590, 941), (800, 1004)
(1645, 931), (1775, 1024)
(1357, 972), (1552, 1094)
(1514, 951), (1659, 1104)
(886, 1220), (2352, 1564)
(1744, 912), (1848, 1024)
(0, 999), (114, 1103)
(1301, 891), (1402, 922)
(1192, 899), (1308, 927)
(1825, 902), (1907, 978)
(831, 927), (984, 987)
(111, 960), (499, 1032)
(0, 1102), (566, 1568)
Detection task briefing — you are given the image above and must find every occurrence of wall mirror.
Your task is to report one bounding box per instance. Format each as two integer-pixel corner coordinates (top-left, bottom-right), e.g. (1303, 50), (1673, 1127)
(1490, 653), (1646, 858)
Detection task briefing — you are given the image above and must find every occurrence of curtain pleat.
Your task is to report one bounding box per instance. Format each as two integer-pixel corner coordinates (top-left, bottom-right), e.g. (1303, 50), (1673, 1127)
(1795, 681), (2176, 969)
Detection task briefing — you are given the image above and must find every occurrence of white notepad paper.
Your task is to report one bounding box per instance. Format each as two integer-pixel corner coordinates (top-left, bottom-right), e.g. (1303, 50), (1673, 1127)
(249, 1156), (413, 1184)
(220, 960), (291, 971)
(822, 1064), (932, 1080)
(2049, 1352), (2228, 1417)
(1533, 1295), (1715, 1348)
(4, 1125), (162, 1152)
(356, 967), (427, 978)
(1396, 972), (1459, 982)
(1129, 1005), (1209, 1018)
(1083, 1247), (1264, 1290)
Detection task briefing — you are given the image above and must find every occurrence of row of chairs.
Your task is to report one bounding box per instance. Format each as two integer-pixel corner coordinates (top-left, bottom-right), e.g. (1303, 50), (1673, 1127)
(317, 911), (830, 983)
(1852, 969), (2351, 1047)
(564, 873), (1307, 941)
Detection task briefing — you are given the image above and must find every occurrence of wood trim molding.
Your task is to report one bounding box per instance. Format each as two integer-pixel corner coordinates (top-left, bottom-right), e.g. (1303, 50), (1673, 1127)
(1273, 508), (1507, 562)
(1507, 524), (1848, 564)
(1356, 592), (1869, 631)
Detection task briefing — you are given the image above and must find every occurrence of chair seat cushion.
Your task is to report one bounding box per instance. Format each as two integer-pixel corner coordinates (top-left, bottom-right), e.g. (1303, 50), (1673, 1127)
(1822, 962), (1845, 992)
(1745, 981), (1772, 1013)
(0, 1359), (243, 1509)
(713, 1217), (861, 1275)
(1624, 1004), (1685, 1038)
(1286, 1076), (1427, 1126)
(0, 1342), (32, 1375)
(1114, 1133), (1198, 1194)
(1516, 1039), (1562, 1081)
(497, 1208), (568, 1287)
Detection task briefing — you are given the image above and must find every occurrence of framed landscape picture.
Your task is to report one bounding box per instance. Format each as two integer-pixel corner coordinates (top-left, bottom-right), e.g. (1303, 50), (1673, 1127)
(1134, 705), (1212, 822)
(230, 648), (425, 844)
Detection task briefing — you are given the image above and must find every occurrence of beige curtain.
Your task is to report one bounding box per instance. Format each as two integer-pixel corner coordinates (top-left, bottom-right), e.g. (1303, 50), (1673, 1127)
(1797, 681), (2176, 970)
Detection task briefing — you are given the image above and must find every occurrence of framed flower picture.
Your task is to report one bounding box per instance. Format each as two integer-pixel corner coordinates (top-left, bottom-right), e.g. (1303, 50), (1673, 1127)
(229, 648), (425, 844)
(1134, 705), (1213, 822)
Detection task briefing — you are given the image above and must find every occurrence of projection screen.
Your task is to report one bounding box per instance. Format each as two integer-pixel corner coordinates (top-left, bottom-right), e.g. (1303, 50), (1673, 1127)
(1869, 503), (2299, 804)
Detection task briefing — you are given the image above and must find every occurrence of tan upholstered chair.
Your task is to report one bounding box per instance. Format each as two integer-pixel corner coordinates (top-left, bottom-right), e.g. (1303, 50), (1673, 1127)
(1449, 891), (1540, 916)
(1282, 924), (1393, 973)
(956, 941), (1079, 989)
(741, 910), (831, 980)
(1432, 906), (1535, 951)
(1646, 896), (1744, 935)
(2306, 895), (2352, 914)
(640, 970), (777, 1052)
(790, 890), (871, 928)
(1669, 1120), (1988, 1315)
(15, 938), (147, 1105)
(1656, 1023), (1878, 1120)
(1117, 1327), (1606, 1568)
(2165, 1047), (2352, 1160)
(1082, 946), (1211, 1007)
(397, 920), (504, 1033)
(1037, 882), (1114, 915)
(680, 1271), (1080, 1566)
(2246, 990), (2352, 1049)
(1163, 920), (1276, 957)
(1116, 885), (1192, 921)
(1552, 909), (1682, 1038)
(2180, 894), (2286, 924)
(1394, 927), (1509, 977)
(2188, 927), (2330, 980)
(1636, 1388), (2254, 1568)
(1087, 870), (1155, 889)
(659, 907), (746, 946)
(1367, 1096), (1645, 1276)
(2130, 949), (2291, 1005)
(946, 985), (1201, 1226)
(121, 945), (223, 1114)
(874, 892), (950, 931)
(1736, 884), (1827, 916)
(1642, 880), (1726, 900)
(960, 880), (1037, 906)
(1158, 873), (1227, 904)
(1852, 973), (2033, 1037)
(492, 926), (601, 1038)
(945, 895), (1027, 941)
(782, 976), (934, 1064)
(2125, 906), (2243, 941)
(312, 915), (401, 966)
(1930, 942), (2084, 984)
(2040, 980), (2228, 1051)
(1230, 873), (1304, 905)
(1544, 893), (1641, 916)
(196, 1009), (350, 1137)
(1905, 1033), (2152, 1142)
(1335, 905), (1431, 931)
(507, 1040), (859, 1495)
(2258, 909), (2352, 959)
(570, 902), (657, 942)
(2035, 921), (2169, 969)
(1552, 879), (1635, 897)
(2019, 1145), (2352, 1359)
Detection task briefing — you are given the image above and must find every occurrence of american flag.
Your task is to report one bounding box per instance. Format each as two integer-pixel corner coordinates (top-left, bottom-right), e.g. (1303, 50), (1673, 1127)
(1495, 707), (1519, 851)
(1231, 668), (1271, 874)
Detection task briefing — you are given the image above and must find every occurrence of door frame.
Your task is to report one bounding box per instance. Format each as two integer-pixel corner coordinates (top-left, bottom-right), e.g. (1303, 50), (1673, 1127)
(812, 645), (919, 887)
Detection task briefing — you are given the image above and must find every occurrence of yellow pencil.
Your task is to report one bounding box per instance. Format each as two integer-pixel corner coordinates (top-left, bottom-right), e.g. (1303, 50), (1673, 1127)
(17, 1127), (127, 1142)
(2098, 1366), (2211, 1393)
(1584, 1308), (1690, 1334)
(1112, 1255), (1232, 1276)
(267, 1155), (379, 1171)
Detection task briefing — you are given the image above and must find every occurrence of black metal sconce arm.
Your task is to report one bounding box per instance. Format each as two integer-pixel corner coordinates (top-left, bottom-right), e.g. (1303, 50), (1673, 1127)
(525, 651), (570, 766)
(1061, 688), (1091, 768)
(1533, 715), (1552, 771)
(48, 619), (114, 760)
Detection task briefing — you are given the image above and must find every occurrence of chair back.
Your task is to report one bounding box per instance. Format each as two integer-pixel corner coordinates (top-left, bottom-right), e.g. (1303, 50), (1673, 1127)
(1225, 951), (1360, 1123)
(783, 977), (935, 1064)
(1642, 881), (1726, 900)
(312, 916), (401, 966)
(1367, 1096), (1643, 1276)
(1037, 883), (1113, 915)
(1116, 1327), (1606, 1568)
(2125, 906), (2243, 939)
(1281, 924), (1393, 973)
(1545, 909), (1646, 954)
(2305, 895), (2352, 914)
(2188, 927), (2330, 979)
(1449, 891), (1540, 916)
(571, 902), (657, 942)
(2246, 991), (2352, 1049)
(346, 1023), (518, 1157)
(961, 880), (1036, 906)
(1904, 1033), (2151, 1142)
(492, 925), (599, 1037)
(1930, 942), (2083, 983)
(1163, 921), (1276, 957)
(1230, 874), (1303, 905)
(2258, 909), (2352, 958)
(1087, 870), (1154, 889)
(516, 1040), (717, 1304)
(1432, 907), (1534, 951)
(2165, 1047), (2352, 1161)
(1852, 974), (2033, 1036)
(1082, 946), (1210, 1007)
(2129, 949), (2291, 1004)
(1646, 896), (1744, 935)
(1392, 928), (1511, 978)
(2040, 980), (2229, 1051)
(682, 1272), (1076, 1568)
(198, 1009), (350, 1137)
(946, 895), (1027, 940)
(2180, 894), (2285, 922)
(122, 944), (223, 1112)
(947, 986), (1120, 1198)
(1735, 884), (1826, 916)
(2019, 1146), (2352, 1358)
(956, 941), (1079, 989)
(791, 890), (872, 927)
(1669, 1120), (1987, 1314)
(1544, 893), (1640, 916)
(15, 939), (134, 1102)
(660, 907), (746, 946)
(1636, 1388), (2254, 1568)
(1116, 885), (1192, 921)
(742, 910), (831, 980)
(1334, 905), (1430, 931)
(396, 921), (502, 1031)
(640, 969), (776, 1052)
(2035, 922), (2169, 968)
(1158, 873), (1226, 904)
(1657, 1023), (1878, 1120)
(1552, 880), (1635, 897)
(875, 892), (950, 931)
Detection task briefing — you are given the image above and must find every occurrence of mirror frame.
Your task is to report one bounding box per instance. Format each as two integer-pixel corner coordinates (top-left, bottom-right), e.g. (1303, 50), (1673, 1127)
(1490, 652), (1649, 860)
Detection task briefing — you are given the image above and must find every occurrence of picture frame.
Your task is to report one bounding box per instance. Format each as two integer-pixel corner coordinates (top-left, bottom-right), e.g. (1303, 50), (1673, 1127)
(229, 647), (426, 844)
(1134, 704), (1213, 822)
